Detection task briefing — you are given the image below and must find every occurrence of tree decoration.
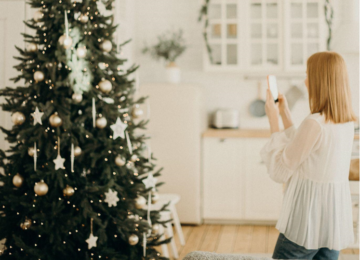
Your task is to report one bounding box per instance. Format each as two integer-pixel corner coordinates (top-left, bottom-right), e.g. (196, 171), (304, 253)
(20, 218), (32, 230)
(151, 191), (160, 204)
(74, 146), (82, 157)
(59, 11), (72, 49)
(11, 112), (25, 126)
(53, 137), (65, 170)
(31, 107), (43, 125)
(71, 143), (75, 172)
(132, 104), (143, 119)
(34, 180), (48, 196)
(63, 185), (75, 197)
(104, 188), (119, 207)
(28, 147), (35, 157)
(33, 10), (44, 22)
(33, 71), (45, 82)
(26, 43), (38, 52)
(78, 14), (89, 24)
(125, 131), (133, 155)
(49, 113), (62, 127)
(86, 218), (98, 250)
(12, 173), (23, 188)
(98, 79), (112, 94)
(151, 223), (160, 235)
(72, 93), (83, 103)
(115, 155), (125, 166)
(128, 234), (139, 246)
(96, 117), (107, 129)
(99, 39), (112, 53)
(76, 46), (87, 58)
(110, 117), (127, 139)
(33, 142), (37, 171)
(130, 154), (138, 162)
(135, 196), (146, 209)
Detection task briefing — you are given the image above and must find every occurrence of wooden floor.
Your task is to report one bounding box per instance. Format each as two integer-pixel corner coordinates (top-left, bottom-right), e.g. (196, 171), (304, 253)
(158, 224), (359, 260)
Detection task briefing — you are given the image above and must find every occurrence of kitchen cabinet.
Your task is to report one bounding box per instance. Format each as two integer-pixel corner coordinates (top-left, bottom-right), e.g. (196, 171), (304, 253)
(202, 133), (283, 223)
(203, 0), (327, 74)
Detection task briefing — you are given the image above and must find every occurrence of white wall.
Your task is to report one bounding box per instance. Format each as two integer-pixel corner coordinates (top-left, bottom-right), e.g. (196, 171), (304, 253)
(125, 0), (359, 129)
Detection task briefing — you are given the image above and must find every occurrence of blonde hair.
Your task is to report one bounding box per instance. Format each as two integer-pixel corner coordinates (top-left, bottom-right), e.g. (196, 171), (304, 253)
(307, 51), (357, 123)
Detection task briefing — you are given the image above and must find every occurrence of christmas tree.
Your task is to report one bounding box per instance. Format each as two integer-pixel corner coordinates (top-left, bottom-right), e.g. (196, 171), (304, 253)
(0, 0), (170, 259)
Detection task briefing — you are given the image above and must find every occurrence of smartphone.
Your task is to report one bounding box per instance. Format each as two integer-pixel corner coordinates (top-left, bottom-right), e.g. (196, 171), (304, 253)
(267, 75), (279, 103)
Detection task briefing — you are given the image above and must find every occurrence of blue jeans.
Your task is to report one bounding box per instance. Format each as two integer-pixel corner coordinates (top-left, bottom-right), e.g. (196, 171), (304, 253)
(272, 233), (340, 260)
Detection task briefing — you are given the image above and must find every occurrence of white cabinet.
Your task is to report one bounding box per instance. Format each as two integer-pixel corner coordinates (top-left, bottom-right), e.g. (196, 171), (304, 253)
(202, 136), (283, 222)
(203, 0), (327, 74)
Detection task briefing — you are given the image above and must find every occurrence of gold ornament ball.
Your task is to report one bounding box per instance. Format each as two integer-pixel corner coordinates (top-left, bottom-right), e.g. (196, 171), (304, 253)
(49, 113), (62, 127)
(63, 185), (75, 197)
(34, 180), (48, 196)
(135, 195), (146, 209)
(74, 146), (82, 157)
(28, 147), (35, 157)
(115, 155), (126, 166)
(128, 234), (139, 246)
(98, 79), (112, 94)
(20, 218), (32, 230)
(76, 46), (87, 58)
(12, 173), (24, 188)
(34, 71), (45, 82)
(58, 34), (73, 49)
(151, 191), (160, 204)
(96, 117), (107, 129)
(100, 39), (112, 52)
(79, 14), (89, 23)
(33, 10), (44, 22)
(132, 106), (144, 119)
(152, 223), (160, 235)
(26, 43), (38, 52)
(12, 112), (25, 126)
(130, 154), (138, 162)
(72, 93), (83, 103)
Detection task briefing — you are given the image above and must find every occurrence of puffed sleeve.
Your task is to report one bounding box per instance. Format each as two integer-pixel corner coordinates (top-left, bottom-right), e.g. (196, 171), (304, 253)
(260, 118), (322, 183)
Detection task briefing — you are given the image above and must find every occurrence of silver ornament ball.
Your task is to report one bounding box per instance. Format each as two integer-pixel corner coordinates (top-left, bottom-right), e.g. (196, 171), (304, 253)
(130, 154), (138, 162)
(12, 173), (24, 188)
(151, 191), (160, 204)
(115, 155), (126, 166)
(100, 39), (112, 52)
(49, 113), (62, 127)
(34, 180), (48, 196)
(79, 14), (89, 23)
(72, 93), (83, 103)
(135, 195), (146, 209)
(74, 146), (82, 157)
(28, 147), (35, 157)
(58, 34), (72, 49)
(132, 106), (144, 119)
(128, 234), (139, 246)
(34, 71), (45, 82)
(96, 117), (107, 129)
(152, 223), (161, 235)
(12, 112), (25, 126)
(76, 46), (87, 58)
(98, 79), (112, 94)
(33, 10), (44, 22)
(26, 43), (38, 52)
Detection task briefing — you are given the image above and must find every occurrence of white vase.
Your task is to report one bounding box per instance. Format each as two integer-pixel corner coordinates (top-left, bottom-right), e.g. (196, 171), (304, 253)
(166, 62), (181, 83)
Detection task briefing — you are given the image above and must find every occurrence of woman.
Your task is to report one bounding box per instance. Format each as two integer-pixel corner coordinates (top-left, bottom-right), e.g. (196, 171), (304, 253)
(261, 51), (357, 260)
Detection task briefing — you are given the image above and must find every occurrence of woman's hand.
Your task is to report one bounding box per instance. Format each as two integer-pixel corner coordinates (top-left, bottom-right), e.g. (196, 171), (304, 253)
(278, 93), (289, 115)
(265, 89), (280, 133)
(278, 92), (294, 129)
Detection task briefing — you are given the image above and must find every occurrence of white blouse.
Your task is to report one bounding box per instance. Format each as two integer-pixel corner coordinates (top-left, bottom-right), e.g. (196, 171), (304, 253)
(260, 112), (355, 251)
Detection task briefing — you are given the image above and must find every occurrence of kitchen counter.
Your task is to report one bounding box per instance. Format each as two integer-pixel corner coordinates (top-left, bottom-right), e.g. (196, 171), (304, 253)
(203, 128), (360, 140)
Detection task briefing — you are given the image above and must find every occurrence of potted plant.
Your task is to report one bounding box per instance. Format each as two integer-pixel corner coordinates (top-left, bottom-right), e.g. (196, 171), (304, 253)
(142, 29), (186, 83)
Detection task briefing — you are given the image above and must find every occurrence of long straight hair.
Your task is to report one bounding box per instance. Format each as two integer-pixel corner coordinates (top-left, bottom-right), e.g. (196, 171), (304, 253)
(307, 51), (357, 123)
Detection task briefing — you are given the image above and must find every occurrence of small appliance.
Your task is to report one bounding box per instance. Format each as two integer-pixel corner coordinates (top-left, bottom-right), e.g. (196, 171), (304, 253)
(212, 109), (239, 129)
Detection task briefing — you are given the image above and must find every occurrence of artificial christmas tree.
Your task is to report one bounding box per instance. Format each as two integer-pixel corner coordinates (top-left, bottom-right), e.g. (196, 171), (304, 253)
(0, 0), (170, 259)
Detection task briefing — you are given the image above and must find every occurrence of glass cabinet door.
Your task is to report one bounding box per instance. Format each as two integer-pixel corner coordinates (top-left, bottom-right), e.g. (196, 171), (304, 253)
(248, 0), (281, 69)
(285, 0), (325, 70)
(206, 0), (240, 68)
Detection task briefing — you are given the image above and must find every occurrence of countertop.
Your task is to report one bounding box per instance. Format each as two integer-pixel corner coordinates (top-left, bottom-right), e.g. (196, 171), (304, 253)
(203, 128), (360, 140)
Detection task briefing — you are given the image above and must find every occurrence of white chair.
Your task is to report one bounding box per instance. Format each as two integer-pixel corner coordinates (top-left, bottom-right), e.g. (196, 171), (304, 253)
(144, 193), (185, 259)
